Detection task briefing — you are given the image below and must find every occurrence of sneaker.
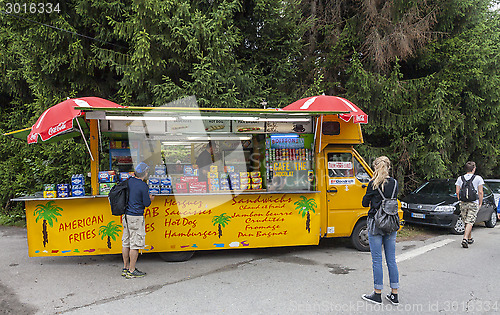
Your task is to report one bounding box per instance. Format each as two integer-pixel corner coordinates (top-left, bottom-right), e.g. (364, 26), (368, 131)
(467, 238), (474, 244)
(121, 268), (128, 277)
(126, 269), (146, 279)
(461, 239), (468, 248)
(386, 293), (399, 305)
(362, 292), (382, 305)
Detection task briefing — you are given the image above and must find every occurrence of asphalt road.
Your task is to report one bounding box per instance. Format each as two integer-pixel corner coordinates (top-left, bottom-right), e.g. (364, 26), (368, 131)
(1, 224), (499, 314)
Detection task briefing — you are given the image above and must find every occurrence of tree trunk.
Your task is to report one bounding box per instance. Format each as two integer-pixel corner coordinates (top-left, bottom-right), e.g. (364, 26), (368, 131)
(42, 220), (48, 247)
(218, 224), (222, 238)
(306, 211), (310, 233)
(107, 236), (111, 249)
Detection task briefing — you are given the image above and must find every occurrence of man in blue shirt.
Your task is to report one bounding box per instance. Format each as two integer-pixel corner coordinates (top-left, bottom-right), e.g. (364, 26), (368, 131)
(122, 162), (153, 278)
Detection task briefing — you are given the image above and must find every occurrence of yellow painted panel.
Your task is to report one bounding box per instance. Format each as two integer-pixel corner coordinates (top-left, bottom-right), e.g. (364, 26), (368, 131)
(26, 193), (321, 257)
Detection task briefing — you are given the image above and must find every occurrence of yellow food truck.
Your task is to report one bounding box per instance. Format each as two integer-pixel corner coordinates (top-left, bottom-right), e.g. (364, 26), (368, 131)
(9, 96), (392, 261)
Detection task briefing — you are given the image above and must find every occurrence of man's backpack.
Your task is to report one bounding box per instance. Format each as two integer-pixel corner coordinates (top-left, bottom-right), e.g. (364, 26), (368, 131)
(108, 179), (129, 216)
(459, 175), (478, 202)
(374, 180), (400, 234)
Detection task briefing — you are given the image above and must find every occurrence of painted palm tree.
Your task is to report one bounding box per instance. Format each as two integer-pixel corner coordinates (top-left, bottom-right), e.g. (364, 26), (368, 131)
(212, 213), (232, 238)
(34, 201), (63, 247)
(294, 196), (317, 233)
(98, 221), (122, 249)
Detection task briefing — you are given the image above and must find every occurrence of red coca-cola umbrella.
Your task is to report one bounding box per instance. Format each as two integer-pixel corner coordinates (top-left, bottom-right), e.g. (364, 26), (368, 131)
(283, 95), (368, 124)
(27, 97), (123, 144)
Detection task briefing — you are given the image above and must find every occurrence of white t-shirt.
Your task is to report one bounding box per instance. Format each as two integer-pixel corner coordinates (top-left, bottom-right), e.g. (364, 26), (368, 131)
(455, 173), (484, 204)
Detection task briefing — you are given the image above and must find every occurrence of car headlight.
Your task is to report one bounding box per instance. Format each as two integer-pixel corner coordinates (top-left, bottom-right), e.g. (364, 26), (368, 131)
(400, 201), (408, 208)
(434, 205), (455, 212)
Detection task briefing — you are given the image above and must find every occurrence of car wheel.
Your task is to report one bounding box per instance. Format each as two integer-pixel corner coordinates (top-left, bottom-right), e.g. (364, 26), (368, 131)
(158, 251), (195, 262)
(351, 219), (370, 252)
(451, 216), (465, 234)
(485, 211), (497, 228)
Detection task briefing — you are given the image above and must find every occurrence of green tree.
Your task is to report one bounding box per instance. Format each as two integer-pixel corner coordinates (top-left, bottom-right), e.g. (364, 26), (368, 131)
(212, 213), (231, 238)
(34, 201), (63, 246)
(294, 196), (317, 232)
(98, 221), (122, 249)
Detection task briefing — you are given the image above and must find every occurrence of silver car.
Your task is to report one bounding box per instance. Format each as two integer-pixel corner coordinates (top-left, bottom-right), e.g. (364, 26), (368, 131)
(484, 179), (500, 207)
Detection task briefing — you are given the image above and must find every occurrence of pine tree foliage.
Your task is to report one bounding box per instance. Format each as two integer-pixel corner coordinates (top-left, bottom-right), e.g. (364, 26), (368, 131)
(0, 0), (499, 216)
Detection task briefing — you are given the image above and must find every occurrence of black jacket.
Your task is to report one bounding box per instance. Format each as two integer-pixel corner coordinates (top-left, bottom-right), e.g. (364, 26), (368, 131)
(362, 177), (398, 217)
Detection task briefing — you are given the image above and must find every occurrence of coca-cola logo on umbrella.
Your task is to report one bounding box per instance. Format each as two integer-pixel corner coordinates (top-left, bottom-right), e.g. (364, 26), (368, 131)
(26, 97), (123, 143)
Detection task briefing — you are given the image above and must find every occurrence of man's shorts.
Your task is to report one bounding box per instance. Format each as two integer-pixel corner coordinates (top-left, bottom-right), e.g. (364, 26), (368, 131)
(460, 201), (479, 225)
(122, 215), (146, 250)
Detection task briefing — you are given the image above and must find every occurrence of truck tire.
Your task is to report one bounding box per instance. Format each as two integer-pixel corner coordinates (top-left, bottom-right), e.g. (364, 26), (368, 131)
(351, 219), (370, 252)
(158, 251), (195, 262)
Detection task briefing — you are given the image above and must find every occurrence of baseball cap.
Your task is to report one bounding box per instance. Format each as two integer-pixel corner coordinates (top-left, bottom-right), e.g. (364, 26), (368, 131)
(135, 162), (149, 174)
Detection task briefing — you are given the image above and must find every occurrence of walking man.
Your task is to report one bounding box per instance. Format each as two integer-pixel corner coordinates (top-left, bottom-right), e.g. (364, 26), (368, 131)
(455, 161), (483, 248)
(122, 162), (153, 278)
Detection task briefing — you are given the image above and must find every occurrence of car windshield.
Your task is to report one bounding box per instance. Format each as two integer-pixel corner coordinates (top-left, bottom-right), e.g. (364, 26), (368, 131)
(485, 181), (500, 194)
(414, 181), (455, 195)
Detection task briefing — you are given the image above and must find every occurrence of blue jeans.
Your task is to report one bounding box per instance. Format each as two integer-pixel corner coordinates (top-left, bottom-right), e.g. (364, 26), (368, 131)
(368, 231), (399, 290)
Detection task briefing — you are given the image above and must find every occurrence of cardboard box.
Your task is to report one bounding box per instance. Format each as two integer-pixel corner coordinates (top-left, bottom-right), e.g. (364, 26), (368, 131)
(71, 174), (85, 185)
(224, 166), (235, 173)
(155, 165), (167, 176)
(208, 178), (219, 185)
(239, 172), (249, 178)
(43, 191), (56, 198)
(160, 186), (172, 194)
(160, 176), (172, 186)
(44, 184), (56, 191)
(119, 172), (134, 182)
(210, 165), (218, 173)
(98, 171), (117, 183)
(175, 183), (188, 190)
(251, 177), (262, 184)
(99, 183), (116, 195)
(149, 185), (160, 194)
(189, 182), (207, 193)
(71, 186), (85, 197)
(207, 172), (218, 179)
(251, 183), (262, 190)
(183, 165), (197, 176)
(209, 184), (220, 192)
(148, 175), (161, 186)
(250, 172), (261, 178)
(57, 183), (70, 192)
(180, 176), (198, 183)
(240, 178), (250, 185)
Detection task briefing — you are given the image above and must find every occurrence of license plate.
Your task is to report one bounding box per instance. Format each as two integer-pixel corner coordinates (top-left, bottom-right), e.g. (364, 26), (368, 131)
(411, 213), (425, 219)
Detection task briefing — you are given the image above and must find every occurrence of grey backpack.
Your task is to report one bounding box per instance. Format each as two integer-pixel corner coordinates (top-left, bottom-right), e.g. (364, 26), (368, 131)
(375, 180), (400, 233)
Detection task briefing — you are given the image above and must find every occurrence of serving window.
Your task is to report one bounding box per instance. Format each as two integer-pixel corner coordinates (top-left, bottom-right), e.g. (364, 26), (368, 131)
(100, 114), (315, 194)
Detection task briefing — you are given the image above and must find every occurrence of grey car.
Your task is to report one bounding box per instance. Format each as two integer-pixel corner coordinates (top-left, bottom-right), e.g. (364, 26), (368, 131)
(401, 179), (497, 234)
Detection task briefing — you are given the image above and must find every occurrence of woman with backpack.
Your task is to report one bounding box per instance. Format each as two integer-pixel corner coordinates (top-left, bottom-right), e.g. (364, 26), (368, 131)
(361, 156), (400, 305)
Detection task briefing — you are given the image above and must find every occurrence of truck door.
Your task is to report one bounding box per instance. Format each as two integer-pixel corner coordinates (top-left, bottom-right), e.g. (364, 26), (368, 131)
(324, 150), (371, 237)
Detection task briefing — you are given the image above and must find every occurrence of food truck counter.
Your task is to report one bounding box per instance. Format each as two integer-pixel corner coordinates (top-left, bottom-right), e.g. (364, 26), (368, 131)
(13, 190), (320, 202)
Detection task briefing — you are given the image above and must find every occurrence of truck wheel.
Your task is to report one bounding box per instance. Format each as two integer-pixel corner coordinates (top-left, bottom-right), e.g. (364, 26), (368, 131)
(351, 219), (370, 252)
(158, 251), (195, 262)
(485, 211), (497, 228)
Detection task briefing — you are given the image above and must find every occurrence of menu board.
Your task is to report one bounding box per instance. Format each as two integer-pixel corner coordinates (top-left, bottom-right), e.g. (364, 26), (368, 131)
(204, 120), (231, 133)
(233, 120), (266, 133)
(166, 119), (205, 133)
(266, 121), (313, 133)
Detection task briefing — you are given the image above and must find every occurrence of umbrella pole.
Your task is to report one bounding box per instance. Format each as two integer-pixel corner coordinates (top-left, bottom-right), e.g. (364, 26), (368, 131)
(76, 118), (94, 161)
(89, 119), (99, 196)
